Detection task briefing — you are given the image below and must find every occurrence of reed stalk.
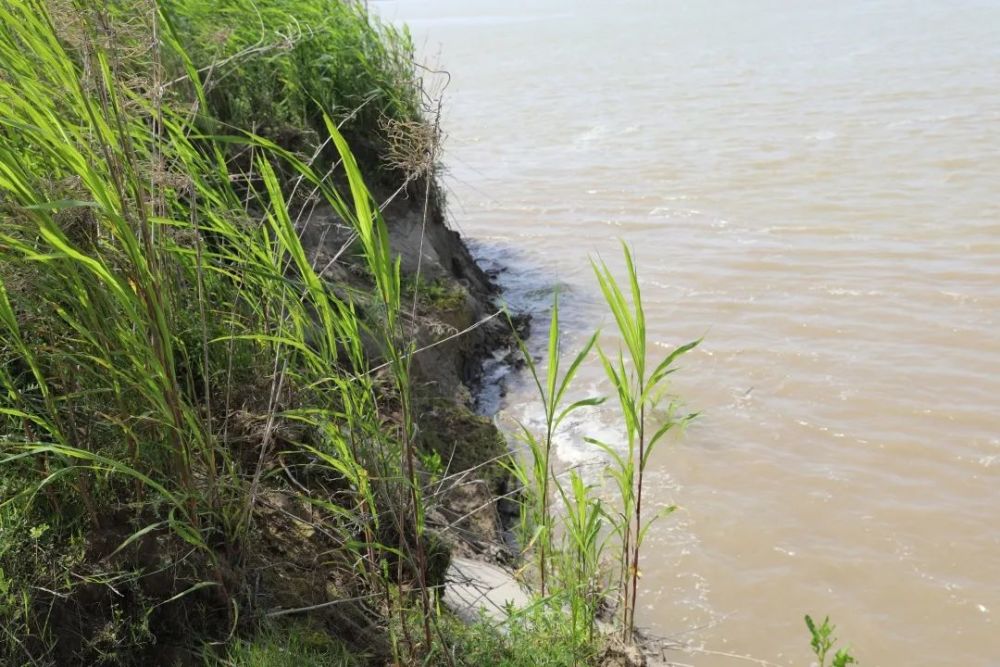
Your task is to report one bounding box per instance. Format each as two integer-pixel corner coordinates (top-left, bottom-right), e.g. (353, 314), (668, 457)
(590, 242), (699, 641)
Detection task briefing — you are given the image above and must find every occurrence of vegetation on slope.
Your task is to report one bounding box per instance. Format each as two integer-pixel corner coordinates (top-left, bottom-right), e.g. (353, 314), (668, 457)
(0, 0), (453, 663)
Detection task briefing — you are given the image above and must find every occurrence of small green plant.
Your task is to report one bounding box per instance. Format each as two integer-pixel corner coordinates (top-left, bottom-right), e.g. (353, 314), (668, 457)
(163, 0), (420, 146)
(419, 448), (445, 478)
(506, 293), (600, 599)
(589, 243), (699, 642)
(210, 620), (362, 667)
(404, 275), (467, 312)
(805, 614), (857, 667)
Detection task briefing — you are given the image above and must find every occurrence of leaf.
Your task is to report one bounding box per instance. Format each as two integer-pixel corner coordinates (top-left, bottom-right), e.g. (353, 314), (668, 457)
(145, 581), (219, 617)
(546, 291), (561, 406)
(648, 339), (701, 390)
(108, 521), (169, 561)
(22, 199), (98, 212)
(584, 436), (625, 471)
(554, 396), (605, 431)
(554, 330), (599, 408)
(833, 649), (857, 667)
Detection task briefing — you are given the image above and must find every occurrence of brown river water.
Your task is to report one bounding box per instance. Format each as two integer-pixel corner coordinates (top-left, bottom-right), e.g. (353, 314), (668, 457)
(378, 1), (1000, 664)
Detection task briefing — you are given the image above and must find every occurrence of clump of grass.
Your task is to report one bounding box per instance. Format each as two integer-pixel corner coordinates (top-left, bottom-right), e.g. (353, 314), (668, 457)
(162, 0), (420, 149)
(507, 243), (699, 654)
(210, 620), (362, 667)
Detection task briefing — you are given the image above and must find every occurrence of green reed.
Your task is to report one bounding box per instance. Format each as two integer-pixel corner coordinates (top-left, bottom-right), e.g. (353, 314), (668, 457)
(506, 294), (600, 598)
(508, 243), (699, 654)
(590, 242), (699, 641)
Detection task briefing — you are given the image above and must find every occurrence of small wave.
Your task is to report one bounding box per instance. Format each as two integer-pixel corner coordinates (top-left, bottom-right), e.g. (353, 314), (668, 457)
(647, 206), (704, 216)
(402, 13), (572, 29)
(806, 129), (838, 141)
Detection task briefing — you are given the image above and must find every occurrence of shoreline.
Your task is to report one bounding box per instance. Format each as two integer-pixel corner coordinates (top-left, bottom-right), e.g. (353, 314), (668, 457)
(429, 235), (668, 667)
(0, 3), (681, 663)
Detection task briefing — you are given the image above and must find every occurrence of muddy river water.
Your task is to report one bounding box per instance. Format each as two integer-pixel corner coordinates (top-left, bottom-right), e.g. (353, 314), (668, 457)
(379, 2), (1000, 664)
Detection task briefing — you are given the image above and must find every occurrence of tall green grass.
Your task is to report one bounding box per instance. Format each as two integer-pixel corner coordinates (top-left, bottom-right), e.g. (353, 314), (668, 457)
(590, 243), (699, 641)
(163, 0), (420, 144)
(0, 0), (441, 662)
(507, 244), (699, 655)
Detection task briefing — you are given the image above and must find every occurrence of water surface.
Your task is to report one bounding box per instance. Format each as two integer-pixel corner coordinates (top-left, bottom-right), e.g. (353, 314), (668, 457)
(379, 1), (1000, 664)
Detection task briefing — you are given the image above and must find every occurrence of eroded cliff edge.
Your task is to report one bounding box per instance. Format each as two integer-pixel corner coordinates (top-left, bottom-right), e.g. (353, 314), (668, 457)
(300, 170), (522, 554)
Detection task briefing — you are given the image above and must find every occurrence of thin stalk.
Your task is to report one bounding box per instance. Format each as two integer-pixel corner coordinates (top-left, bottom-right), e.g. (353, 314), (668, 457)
(629, 402), (645, 639)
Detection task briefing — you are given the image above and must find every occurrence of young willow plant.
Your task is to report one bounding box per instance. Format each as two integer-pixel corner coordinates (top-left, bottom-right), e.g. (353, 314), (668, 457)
(589, 242), (699, 642)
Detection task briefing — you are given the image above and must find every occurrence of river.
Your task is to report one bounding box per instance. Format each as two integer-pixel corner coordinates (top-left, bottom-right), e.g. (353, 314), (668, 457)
(378, 1), (1000, 664)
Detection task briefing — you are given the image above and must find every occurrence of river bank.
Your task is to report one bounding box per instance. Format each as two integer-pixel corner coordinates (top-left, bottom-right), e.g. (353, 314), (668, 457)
(0, 1), (634, 664)
(2, 2), (794, 665)
(0, 1), (523, 663)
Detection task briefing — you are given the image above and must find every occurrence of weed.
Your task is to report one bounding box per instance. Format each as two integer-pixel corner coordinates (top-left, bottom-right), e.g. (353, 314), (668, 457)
(589, 243), (699, 641)
(805, 615), (857, 667)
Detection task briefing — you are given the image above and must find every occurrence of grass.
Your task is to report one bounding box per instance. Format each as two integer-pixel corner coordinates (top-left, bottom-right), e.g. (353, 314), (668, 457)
(504, 246), (699, 657)
(0, 0), (435, 663)
(162, 0), (420, 149)
(210, 620), (362, 667)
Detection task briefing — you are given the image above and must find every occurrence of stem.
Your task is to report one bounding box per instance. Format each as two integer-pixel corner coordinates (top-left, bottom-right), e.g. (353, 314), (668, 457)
(630, 401), (645, 642)
(540, 415), (553, 597)
(400, 380), (433, 649)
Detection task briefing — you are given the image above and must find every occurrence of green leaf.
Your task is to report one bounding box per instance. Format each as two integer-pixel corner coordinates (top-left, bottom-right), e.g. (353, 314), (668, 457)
(108, 521), (169, 560)
(546, 291), (561, 406)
